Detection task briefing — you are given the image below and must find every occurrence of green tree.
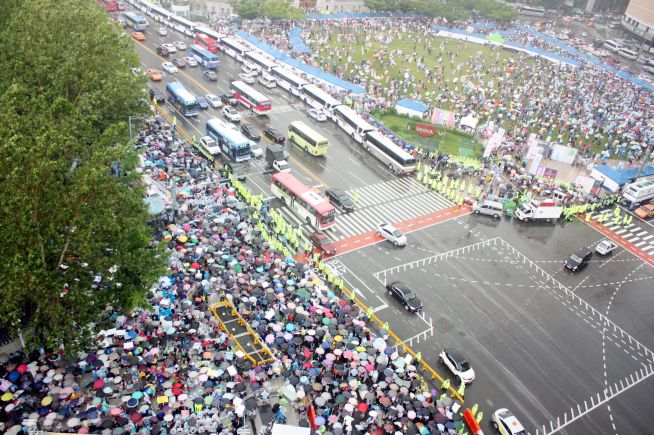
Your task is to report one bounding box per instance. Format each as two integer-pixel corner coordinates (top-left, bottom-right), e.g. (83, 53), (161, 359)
(263, 0), (305, 20)
(229, 0), (262, 20)
(364, 0), (394, 11)
(0, 0), (164, 354)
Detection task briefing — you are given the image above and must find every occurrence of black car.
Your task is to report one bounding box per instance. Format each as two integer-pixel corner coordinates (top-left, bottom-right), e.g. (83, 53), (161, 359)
(156, 46), (170, 57)
(565, 248), (593, 272)
(221, 94), (238, 107)
(263, 127), (285, 144)
(241, 124), (261, 141)
(148, 87), (165, 104)
(201, 70), (217, 81)
(171, 58), (186, 69)
(326, 188), (354, 212)
(385, 281), (422, 313)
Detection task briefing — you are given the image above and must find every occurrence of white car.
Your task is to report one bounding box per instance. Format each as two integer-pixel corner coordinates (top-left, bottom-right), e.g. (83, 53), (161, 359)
(157, 27), (168, 36)
(241, 62), (259, 75)
(238, 73), (256, 84)
(308, 108), (327, 122)
(183, 56), (198, 67)
(205, 94), (222, 108)
(173, 41), (187, 50)
(491, 408), (527, 435)
(199, 136), (220, 156)
(250, 143), (264, 159)
(161, 43), (177, 53)
(223, 106), (241, 122)
(377, 223), (407, 246)
(258, 74), (277, 88)
(439, 348), (475, 384)
(272, 159), (291, 173)
(161, 62), (178, 74)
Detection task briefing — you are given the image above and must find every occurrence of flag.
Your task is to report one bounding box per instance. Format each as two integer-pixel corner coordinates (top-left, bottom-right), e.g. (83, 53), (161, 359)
(308, 402), (318, 430)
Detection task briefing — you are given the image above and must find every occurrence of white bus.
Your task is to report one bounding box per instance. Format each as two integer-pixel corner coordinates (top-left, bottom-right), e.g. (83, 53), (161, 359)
(299, 84), (343, 115)
(622, 179), (654, 204)
(364, 131), (416, 174)
(221, 37), (249, 61)
(644, 59), (654, 74)
(332, 105), (376, 144)
(271, 67), (308, 96)
(243, 51), (278, 74)
(618, 47), (638, 60)
(516, 4), (545, 17)
(603, 39), (623, 52)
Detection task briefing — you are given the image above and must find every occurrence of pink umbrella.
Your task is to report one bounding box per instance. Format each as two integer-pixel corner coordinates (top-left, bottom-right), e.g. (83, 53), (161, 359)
(93, 380), (104, 389)
(365, 363), (374, 372)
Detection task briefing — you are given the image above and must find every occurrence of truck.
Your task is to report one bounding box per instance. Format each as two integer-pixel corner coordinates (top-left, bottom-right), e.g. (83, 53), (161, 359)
(265, 143), (290, 173)
(515, 198), (563, 222)
(621, 179), (654, 206)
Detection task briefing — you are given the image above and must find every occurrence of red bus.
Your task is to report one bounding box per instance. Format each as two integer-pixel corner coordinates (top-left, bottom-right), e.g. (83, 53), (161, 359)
(100, 0), (123, 11)
(271, 172), (336, 229)
(194, 33), (218, 54)
(229, 80), (272, 115)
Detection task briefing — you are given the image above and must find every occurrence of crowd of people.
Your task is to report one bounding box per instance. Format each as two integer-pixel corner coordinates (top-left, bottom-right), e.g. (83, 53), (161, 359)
(0, 116), (467, 434)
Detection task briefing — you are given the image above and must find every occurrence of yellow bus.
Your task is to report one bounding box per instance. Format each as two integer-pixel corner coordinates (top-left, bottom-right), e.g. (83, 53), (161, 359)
(288, 121), (329, 156)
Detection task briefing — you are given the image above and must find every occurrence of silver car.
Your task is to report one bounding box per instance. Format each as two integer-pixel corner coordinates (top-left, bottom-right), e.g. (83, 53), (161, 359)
(377, 223), (407, 246)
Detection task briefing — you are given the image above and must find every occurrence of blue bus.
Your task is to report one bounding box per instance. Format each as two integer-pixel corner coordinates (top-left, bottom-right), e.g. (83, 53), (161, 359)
(165, 82), (200, 117)
(189, 45), (220, 69)
(206, 118), (251, 162)
(122, 12), (148, 31)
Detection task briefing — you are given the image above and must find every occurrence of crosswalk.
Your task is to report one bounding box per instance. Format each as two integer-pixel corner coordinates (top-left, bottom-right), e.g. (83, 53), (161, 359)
(590, 211), (654, 254)
(276, 177), (454, 241)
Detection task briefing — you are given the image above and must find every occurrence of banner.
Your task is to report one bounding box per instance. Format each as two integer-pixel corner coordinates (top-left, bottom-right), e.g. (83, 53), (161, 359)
(415, 122), (436, 137)
(431, 108), (456, 127)
(550, 144), (577, 164)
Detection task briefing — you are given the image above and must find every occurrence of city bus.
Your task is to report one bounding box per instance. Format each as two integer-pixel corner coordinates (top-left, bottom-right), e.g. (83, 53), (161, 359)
(516, 5), (545, 17)
(165, 82), (200, 117)
(299, 84), (343, 115)
(243, 51), (278, 74)
(122, 12), (148, 31)
(363, 131), (416, 174)
(271, 67), (308, 96)
(100, 0), (122, 11)
(194, 33), (218, 53)
(205, 118), (252, 162)
(221, 37), (249, 61)
(288, 121), (329, 156)
(271, 172), (336, 229)
(169, 12), (195, 36)
(189, 44), (220, 69)
(229, 81), (272, 115)
(332, 105), (376, 144)
(194, 26), (224, 43)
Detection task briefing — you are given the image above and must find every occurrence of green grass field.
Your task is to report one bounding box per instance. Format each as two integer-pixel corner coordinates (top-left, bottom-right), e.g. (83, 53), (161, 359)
(373, 111), (484, 158)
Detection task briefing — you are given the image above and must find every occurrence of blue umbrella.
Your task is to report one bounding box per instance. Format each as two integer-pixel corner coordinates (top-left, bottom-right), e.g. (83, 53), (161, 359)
(285, 323), (296, 332)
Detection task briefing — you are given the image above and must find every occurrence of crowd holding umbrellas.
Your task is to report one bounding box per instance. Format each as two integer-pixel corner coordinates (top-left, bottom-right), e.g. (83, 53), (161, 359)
(0, 116), (466, 434)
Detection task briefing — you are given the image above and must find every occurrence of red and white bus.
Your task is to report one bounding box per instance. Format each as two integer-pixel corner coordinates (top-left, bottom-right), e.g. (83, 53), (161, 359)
(229, 80), (272, 115)
(271, 172), (336, 229)
(194, 33), (218, 53)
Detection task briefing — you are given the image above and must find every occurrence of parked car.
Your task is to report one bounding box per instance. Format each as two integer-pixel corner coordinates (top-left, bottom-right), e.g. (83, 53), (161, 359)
(385, 281), (422, 313)
(205, 93), (222, 108)
(221, 94), (238, 107)
(156, 46), (170, 57)
(263, 127), (285, 144)
(157, 27), (167, 36)
(148, 87), (165, 104)
(595, 239), (617, 256)
(309, 232), (336, 256)
(258, 74), (277, 88)
(439, 349), (475, 383)
(325, 188), (354, 212)
(491, 408), (527, 435)
(132, 31), (145, 41)
(161, 62), (178, 74)
(241, 124), (261, 141)
(173, 41), (187, 50)
(201, 70), (217, 81)
(196, 96), (209, 110)
(171, 58), (186, 69)
(565, 248), (593, 272)
(223, 106), (241, 122)
(635, 203), (654, 219)
(377, 223), (406, 246)
(183, 56), (198, 67)
(308, 107), (327, 122)
(250, 144), (264, 159)
(161, 43), (176, 53)
(238, 73), (256, 84)
(147, 69), (163, 81)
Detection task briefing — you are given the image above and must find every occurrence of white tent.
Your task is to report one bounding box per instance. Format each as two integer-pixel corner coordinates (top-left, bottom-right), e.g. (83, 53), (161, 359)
(459, 113), (479, 130)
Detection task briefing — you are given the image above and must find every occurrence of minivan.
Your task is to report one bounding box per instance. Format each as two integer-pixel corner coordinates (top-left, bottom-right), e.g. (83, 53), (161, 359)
(258, 75), (277, 89)
(472, 200), (503, 218)
(603, 39), (623, 52)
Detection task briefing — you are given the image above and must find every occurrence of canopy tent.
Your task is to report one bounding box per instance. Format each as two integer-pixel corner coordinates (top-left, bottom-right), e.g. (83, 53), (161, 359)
(396, 99), (429, 118)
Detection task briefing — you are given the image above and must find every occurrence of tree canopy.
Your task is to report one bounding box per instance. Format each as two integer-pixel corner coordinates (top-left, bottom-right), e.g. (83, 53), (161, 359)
(365, 0), (517, 22)
(0, 0), (164, 353)
(230, 0), (305, 20)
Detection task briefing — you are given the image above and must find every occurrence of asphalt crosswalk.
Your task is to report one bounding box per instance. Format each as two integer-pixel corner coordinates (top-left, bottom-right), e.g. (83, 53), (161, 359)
(591, 212), (654, 254)
(276, 177), (454, 241)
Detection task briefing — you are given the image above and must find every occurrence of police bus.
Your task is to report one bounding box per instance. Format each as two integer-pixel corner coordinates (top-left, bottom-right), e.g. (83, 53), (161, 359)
(271, 67), (307, 96)
(243, 51), (278, 74)
(288, 121), (329, 156)
(205, 118), (252, 162)
(165, 82), (200, 117)
(229, 81), (272, 115)
(363, 131), (416, 174)
(332, 105), (376, 144)
(299, 84), (343, 116)
(189, 44), (220, 69)
(220, 37), (249, 61)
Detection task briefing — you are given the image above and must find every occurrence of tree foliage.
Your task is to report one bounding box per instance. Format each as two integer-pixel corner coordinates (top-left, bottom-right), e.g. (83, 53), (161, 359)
(365, 0), (517, 22)
(0, 0), (164, 354)
(229, 0), (262, 20)
(263, 0), (305, 20)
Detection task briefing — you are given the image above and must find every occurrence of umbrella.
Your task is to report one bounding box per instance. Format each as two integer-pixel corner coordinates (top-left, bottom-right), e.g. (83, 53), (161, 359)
(130, 412), (143, 423)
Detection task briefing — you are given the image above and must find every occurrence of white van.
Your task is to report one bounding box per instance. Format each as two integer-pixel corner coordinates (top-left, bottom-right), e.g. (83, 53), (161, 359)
(472, 200), (503, 218)
(603, 39), (623, 52)
(241, 62), (260, 76)
(618, 47), (638, 60)
(258, 75), (277, 89)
